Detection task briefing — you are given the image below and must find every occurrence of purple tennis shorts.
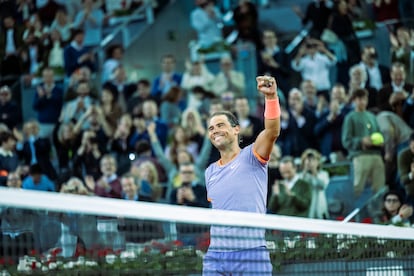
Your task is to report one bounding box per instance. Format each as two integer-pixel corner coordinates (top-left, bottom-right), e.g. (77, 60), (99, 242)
(202, 246), (273, 275)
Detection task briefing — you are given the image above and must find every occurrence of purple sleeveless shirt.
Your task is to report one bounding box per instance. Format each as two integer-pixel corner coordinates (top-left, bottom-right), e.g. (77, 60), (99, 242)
(205, 144), (268, 251)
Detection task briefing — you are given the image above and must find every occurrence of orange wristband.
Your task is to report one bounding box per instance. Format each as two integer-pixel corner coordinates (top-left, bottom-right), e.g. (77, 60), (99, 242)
(264, 98), (280, 119)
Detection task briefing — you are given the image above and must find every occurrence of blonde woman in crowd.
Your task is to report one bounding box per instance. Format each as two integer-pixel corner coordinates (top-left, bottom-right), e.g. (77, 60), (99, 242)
(130, 160), (163, 202)
(299, 148), (330, 219)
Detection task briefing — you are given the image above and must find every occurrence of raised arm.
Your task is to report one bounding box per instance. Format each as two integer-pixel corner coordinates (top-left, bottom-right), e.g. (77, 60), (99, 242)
(253, 76), (281, 160)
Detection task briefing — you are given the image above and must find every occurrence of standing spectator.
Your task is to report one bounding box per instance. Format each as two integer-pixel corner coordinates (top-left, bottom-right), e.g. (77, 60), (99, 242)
(257, 29), (290, 97)
(151, 54), (182, 105)
(291, 38), (337, 96)
(358, 45), (390, 92)
(232, 0), (260, 47)
(50, 8), (73, 44)
(32, 67), (63, 139)
(397, 133), (414, 207)
(190, 0), (223, 49)
(377, 111), (412, 188)
(72, 130), (102, 179)
(44, 29), (66, 73)
(315, 84), (352, 159)
(342, 88), (385, 198)
(0, 15), (24, 79)
(107, 65), (136, 112)
(22, 163), (55, 192)
(268, 156), (312, 217)
(130, 160), (163, 202)
(377, 62), (413, 112)
(64, 66), (99, 102)
(292, 0), (333, 39)
(0, 86), (22, 131)
(63, 28), (96, 77)
(299, 149), (330, 219)
(60, 80), (95, 124)
(85, 154), (122, 198)
(211, 55), (245, 97)
(73, 0), (105, 48)
(16, 120), (57, 181)
(20, 28), (46, 78)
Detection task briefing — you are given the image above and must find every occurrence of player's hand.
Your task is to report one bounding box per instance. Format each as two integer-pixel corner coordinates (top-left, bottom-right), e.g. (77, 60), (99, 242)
(256, 76), (277, 99)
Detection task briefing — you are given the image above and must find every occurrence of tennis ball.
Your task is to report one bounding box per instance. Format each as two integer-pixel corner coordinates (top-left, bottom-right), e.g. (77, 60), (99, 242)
(371, 132), (384, 145)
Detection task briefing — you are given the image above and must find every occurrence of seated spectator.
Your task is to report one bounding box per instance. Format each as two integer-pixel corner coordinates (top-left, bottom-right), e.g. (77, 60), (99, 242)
(374, 190), (413, 226)
(0, 132), (19, 186)
(99, 83), (123, 133)
(44, 29), (66, 75)
(20, 27), (46, 79)
(164, 125), (200, 164)
(64, 66), (99, 102)
(63, 28), (96, 77)
(180, 107), (207, 148)
(299, 149), (330, 219)
(182, 59), (215, 95)
(84, 154), (122, 199)
(102, 44), (124, 84)
(32, 67), (64, 139)
(72, 130), (102, 179)
(60, 176), (91, 196)
(211, 55), (246, 97)
(22, 163), (56, 192)
(389, 26), (414, 83)
(53, 122), (79, 174)
(107, 65), (137, 112)
(130, 160), (163, 201)
(127, 79), (156, 116)
(0, 85), (22, 131)
(16, 120), (57, 181)
(268, 156), (312, 217)
(348, 64), (378, 110)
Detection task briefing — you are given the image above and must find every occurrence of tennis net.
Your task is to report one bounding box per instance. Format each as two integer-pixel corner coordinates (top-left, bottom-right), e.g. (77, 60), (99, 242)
(1, 187), (414, 275)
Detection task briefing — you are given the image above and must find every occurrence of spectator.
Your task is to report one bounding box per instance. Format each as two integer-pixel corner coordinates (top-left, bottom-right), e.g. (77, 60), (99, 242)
(0, 132), (19, 186)
(180, 107), (207, 148)
(170, 162), (209, 207)
(358, 45), (390, 92)
(211, 55), (245, 97)
(52, 121), (79, 173)
(22, 163), (55, 192)
(44, 29), (66, 73)
(73, 0), (105, 48)
(268, 156), (312, 217)
(127, 79), (156, 115)
(63, 28), (96, 77)
(315, 84), (352, 160)
(0, 15), (24, 79)
(32, 67), (64, 139)
(5, 171), (22, 188)
(232, 0), (260, 47)
(376, 111), (412, 188)
(84, 154), (122, 198)
(50, 8), (73, 44)
(291, 38), (337, 96)
(278, 88), (318, 157)
(267, 143), (283, 205)
(16, 120), (57, 181)
(130, 160), (163, 201)
(151, 54), (182, 105)
(186, 86), (215, 118)
(375, 190), (413, 226)
(72, 130), (102, 179)
(257, 29), (290, 97)
(0, 85), (22, 130)
(341, 88), (385, 198)
(110, 114), (134, 175)
(181, 59), (215, 96)
(60, 80), (95, 125)
(190, 0), (223, 49)
(37, 0), (64, 26)
(64, 66), (99, 102)
(234, 96), (262, 148)
(403, 87), (414, 128)
(299, 149), (330, 219)
(397, 133), (414, 207)
(377, 62), (413, 112)
(300, 79), (327, 116)
(372, 0), (399, 23)
(99, 83), (123, 132)
(164, 125), (200, 164)
(20, 28), (46, 78)
(160, 86), (184, 128)
(102, 44), (124, 84)
(60, 176), (90, 195)
(389, 26), (414, 83)
(348, 64), (378, 110)
(107, 65), (136, 112)
(292, 0), (333, 39)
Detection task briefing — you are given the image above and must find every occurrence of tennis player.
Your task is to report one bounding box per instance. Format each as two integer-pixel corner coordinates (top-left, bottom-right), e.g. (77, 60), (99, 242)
(203, 76), (281, 275)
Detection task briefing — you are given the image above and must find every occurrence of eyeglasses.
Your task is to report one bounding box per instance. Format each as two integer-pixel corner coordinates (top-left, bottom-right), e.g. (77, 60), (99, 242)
(385, 198), (400, 203)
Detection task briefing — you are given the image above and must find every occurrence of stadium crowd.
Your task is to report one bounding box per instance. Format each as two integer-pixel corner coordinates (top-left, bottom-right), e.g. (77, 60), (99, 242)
(1, 0), (414, 261)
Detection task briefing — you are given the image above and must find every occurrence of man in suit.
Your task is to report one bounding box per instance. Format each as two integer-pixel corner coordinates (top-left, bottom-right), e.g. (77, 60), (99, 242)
(359, 45), (390, 92)
(377, 62), (414, 112)
(0, 15), (24, 79)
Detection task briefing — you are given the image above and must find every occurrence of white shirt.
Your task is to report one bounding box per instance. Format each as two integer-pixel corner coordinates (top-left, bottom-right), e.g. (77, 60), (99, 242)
(360, 62), (383, 90)
(291, 52), (336, 91)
